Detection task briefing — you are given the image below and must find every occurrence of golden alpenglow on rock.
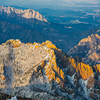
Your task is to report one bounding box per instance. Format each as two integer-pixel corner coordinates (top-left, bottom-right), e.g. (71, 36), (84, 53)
(6, 39), (21, 48)
(69, 58), (94, 80)
(77, 62), (94, 80)
(32, 40), (64, 83)
(94, 64), (100, 73)
(0, 39), (99, 100)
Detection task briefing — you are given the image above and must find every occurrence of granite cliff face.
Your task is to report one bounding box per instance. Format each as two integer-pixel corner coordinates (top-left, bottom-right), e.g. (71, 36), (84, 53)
(0, 6), (47, 22)
(0, 40), (99, 100)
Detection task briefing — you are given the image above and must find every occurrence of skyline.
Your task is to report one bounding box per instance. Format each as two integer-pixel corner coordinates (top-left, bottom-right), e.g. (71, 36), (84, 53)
(0, 0), (100, 9)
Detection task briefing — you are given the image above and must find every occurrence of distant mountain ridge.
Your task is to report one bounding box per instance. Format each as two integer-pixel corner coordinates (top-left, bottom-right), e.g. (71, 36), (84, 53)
(0, 6), (51, 45)
(0, 6), (47, 22)
(0, 6), (99, 52)
(0, 6), (77, 51)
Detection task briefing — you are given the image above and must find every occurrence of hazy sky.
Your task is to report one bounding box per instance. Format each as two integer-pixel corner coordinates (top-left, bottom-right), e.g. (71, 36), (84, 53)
(0, 0), (100, 9)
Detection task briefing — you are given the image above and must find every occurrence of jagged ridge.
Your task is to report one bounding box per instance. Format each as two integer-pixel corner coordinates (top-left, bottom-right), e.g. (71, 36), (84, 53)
(0, 6), (47, 22)
(0, 40), (99, 100)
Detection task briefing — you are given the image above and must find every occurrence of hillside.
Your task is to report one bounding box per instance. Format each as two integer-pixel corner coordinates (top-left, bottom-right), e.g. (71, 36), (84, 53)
(68, 34), (100, 65)
(0, 40), (99, 100)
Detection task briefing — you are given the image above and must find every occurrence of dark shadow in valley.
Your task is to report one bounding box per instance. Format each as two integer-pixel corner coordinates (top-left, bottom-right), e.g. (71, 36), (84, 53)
(3, 43), (15, 91)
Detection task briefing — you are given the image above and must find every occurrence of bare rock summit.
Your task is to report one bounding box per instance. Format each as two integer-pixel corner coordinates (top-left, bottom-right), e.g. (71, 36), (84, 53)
(0, 40), (99, 100)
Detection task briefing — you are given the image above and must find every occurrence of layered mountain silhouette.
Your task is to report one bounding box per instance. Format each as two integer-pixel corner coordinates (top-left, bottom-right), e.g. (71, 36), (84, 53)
(0, 6), (70, 51)
(0, 6), (49, 43)
(0, 6), (94, 51)
(0, 6), (100, 100)
(0, 40), (99, 100)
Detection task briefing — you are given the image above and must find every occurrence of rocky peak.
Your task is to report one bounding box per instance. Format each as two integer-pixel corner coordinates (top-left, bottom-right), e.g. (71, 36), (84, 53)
(0, 6), (47, 22)
(78, 34), (100, 46)
(68, 34), (100, 65)
(0, 40), (99, 100)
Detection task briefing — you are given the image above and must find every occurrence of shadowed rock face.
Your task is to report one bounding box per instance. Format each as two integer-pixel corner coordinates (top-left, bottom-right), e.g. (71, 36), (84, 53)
(0, 40), (99, 100)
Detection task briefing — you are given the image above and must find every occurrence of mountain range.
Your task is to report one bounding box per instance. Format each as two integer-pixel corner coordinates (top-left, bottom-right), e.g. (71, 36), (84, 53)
(0, 6), (100, 100)
(0, 6), (47, 22)
(0, 39), (99, 100)
(0, 6), (98, 52)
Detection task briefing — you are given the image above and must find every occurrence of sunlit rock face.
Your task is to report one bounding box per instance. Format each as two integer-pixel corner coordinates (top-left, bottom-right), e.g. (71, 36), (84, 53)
(68, 34), (100, 65)
(0, 40), (99, 100)
(0, 6), (47, 22)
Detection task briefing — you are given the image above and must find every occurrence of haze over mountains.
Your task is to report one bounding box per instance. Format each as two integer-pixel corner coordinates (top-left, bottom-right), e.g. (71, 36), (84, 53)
(1, 0), (100, 9)
(0, 1), (100, 99)
(0, 6), (100, 52)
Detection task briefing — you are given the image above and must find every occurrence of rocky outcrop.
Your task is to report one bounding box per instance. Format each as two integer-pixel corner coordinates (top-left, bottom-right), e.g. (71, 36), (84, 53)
(68, 34), (100, 65)
(94, 64), (100, 74)
(0, 40), (100, 100)
(0, 6), (47, 22)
